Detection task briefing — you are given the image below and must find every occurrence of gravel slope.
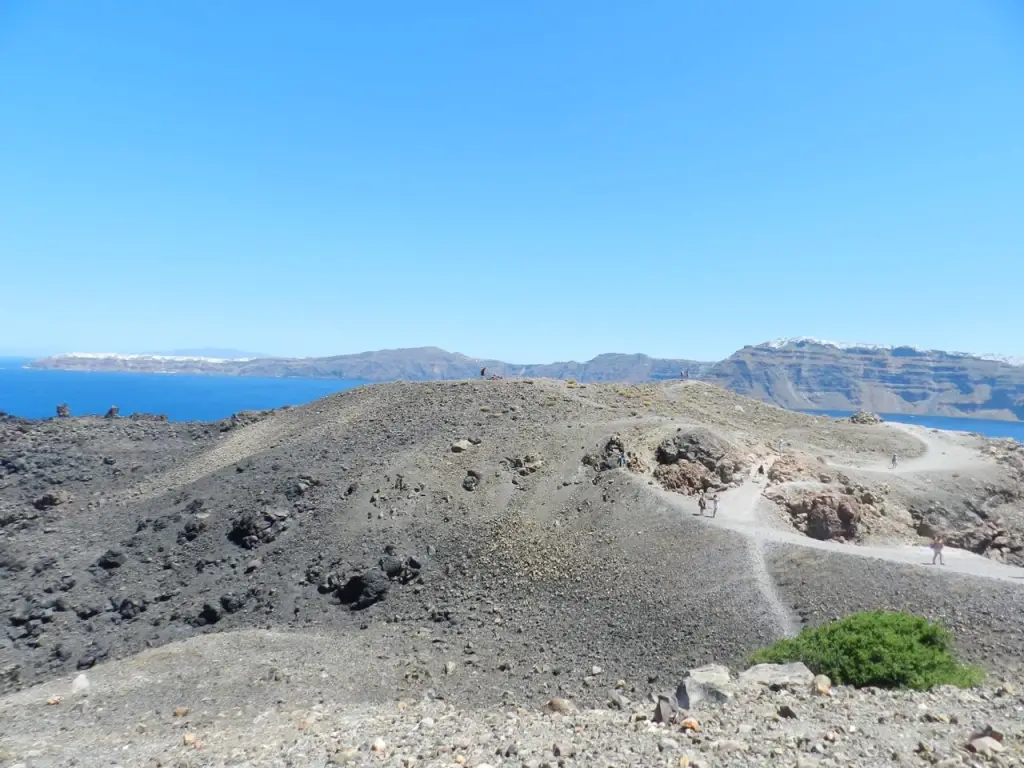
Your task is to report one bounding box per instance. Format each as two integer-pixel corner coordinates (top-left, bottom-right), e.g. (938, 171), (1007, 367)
(1, 379), (1023, 766)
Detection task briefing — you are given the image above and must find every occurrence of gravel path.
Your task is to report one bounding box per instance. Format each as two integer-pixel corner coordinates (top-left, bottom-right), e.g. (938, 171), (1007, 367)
(659, 425), (1024, 586)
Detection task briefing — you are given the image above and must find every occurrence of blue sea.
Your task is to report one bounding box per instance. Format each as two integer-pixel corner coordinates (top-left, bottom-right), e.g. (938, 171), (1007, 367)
(0, 358), (363, 422)
(805, 409), (1024, 442)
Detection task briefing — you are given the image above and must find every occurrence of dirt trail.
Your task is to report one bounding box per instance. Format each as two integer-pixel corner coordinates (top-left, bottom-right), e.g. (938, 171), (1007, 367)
(708, 427), (1024, 585)
(653, 426), (1024, 635)
(824, 422), (980, 475)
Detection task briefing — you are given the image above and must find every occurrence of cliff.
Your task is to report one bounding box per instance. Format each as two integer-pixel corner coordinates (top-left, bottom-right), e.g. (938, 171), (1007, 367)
(703, 338), (1024, 421)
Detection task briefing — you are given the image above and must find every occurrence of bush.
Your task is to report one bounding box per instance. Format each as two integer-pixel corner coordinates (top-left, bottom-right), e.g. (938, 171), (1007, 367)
(749, 611), (983, 690)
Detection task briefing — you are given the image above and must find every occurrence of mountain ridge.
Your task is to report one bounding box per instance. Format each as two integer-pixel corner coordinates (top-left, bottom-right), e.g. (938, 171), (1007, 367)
(26, 339), (1024, 420)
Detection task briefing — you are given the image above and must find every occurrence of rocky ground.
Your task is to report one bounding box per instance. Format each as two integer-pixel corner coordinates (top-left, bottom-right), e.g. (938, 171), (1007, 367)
(1, 379), (1023, 766)
(1, 635), (1021, 767)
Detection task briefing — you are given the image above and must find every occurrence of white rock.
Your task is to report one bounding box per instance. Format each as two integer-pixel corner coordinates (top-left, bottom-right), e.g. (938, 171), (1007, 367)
(739, 662), (813, 689)
(70, 673), (90, 695)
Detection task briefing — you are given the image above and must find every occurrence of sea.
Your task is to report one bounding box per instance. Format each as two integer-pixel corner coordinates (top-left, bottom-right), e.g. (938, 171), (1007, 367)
(801, 409), (1024, 441)
(1, 357), (1023, 441)
(0, 358), (362, 422)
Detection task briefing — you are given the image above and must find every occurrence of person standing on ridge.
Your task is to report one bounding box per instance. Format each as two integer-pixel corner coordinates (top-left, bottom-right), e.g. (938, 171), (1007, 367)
(711, 494), (719, 518)
(931, 535), (945, 565)
(891, 452), (898, 469)
(480, 367), (486, 378)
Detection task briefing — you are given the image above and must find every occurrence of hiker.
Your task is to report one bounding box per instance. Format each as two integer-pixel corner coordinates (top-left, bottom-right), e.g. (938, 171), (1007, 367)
(931, 536), (945, 566)
(480, 367), (486, 378)
(710, 494), (719, 518)
(618, 452), (626, 468)
(891, 452), (898, 469)
(757, 464), (765, 476)
(697, 492), (707, 516)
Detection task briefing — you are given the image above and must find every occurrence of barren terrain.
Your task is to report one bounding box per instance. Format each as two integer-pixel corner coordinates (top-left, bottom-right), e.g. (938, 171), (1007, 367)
(2, 379), (1023, 766)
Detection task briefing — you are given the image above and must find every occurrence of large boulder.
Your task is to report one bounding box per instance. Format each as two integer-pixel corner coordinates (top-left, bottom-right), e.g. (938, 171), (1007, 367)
(850, 411), (883, 425)
(654, 429), (747, 493)
(336, 569), (391, 610)
(653, 462), (711, 493)
(674, 664), (734, 709)
(656, 429), (732, 470)
(769, 488), (861, 541)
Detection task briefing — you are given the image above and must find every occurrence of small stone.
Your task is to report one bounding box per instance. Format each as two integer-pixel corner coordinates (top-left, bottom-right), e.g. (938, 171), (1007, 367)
(419, 717), (435, 729)
(659, 738), (680, 752)
(653, 693), (678, 724)
(996, 681), (1016, 697)
(971, 725), (1005, 743)
(811, 674), (831, 695)
(967, 736), (1005, 757)
(46, 695), (62, 705)
(679, 717), (700, 732)
(545, 697), (575, 715)
(591, 665), (603, 675)
(444, 661), (457, 676)
(70, 673), (90, 695)
(183, 733), (197, 746)
(552, 743), (576, 758)
(173, 706), (191, 717)
(608, 690), (630, 710)
(778, 704), (798, 719)
(713, 740), (747, 754)
(451, 440), (473, 453)
(371, 737), (387, 753)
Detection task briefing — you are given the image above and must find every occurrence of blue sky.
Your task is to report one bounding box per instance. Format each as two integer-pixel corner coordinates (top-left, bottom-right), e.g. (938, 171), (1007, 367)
(2, 1), (1023, 362)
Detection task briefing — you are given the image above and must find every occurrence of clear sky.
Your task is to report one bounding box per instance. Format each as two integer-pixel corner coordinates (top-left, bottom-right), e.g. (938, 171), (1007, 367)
(2, 1), (1023, 362)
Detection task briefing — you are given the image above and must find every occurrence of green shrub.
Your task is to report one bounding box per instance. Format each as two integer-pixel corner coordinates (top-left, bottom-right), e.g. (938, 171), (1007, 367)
(750, 611), (983, 690)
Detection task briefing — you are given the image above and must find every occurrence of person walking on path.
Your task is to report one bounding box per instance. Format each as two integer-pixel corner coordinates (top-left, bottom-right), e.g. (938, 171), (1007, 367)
(710, 494), (719, 518)
(697, 492), (707, 516)
(931, 535), (945, 565)
(891, 452), (898, 469)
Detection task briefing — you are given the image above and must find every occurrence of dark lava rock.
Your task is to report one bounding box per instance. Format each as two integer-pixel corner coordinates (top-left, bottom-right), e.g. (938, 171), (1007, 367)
(228, 511), (282, 550)
(33, 490), (74, 511)
(337, 570), (391, 610)
(197, 602), (223, 625)
(462, 470), (482, 492)
(117, 596), (148, 620)
(96, 549), (127, 569)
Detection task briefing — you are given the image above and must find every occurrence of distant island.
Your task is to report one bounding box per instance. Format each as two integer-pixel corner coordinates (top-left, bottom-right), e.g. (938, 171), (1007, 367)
(27, 337), (1024, 421)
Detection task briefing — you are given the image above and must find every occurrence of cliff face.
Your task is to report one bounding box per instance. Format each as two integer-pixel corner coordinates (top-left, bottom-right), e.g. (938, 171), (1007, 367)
(704, 340), (1024, 420)
(26, 339), (1024, 420)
